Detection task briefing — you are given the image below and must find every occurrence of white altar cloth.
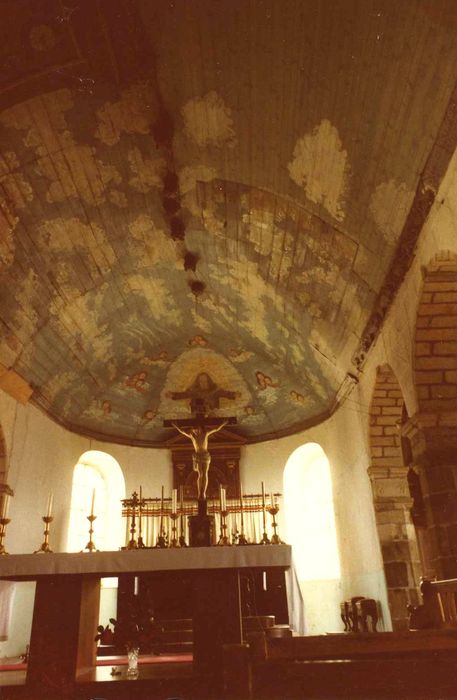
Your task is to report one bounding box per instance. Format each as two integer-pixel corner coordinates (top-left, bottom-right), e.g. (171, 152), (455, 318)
(0, 544), (292, 579)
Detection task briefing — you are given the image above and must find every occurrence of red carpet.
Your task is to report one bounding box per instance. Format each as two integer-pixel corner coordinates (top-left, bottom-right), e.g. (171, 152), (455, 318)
(0, 654), (192, 672)
(0, 662), (27, 671)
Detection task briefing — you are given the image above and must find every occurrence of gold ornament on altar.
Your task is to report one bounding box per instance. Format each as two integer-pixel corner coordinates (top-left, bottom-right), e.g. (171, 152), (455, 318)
(34, 494), (54, 554)
(268, 492), (282, 544)
(120, 483), (284, 548)
(0, 493), (11, 555)
(83, 489), (98, 552)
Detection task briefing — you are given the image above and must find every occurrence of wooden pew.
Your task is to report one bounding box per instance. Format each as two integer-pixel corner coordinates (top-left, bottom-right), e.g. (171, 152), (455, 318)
(412, 577), (457, 629)
(266, 628), (457, 660)
(224, 627), (457, 699)
(224, 579), (457, 699)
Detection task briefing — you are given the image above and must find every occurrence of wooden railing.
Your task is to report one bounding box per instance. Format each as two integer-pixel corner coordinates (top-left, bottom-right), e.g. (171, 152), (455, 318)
(413, 577), (457, 629)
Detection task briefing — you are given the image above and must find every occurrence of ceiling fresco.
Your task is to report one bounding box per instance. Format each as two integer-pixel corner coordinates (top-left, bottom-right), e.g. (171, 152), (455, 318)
(0, 0), (456, 445)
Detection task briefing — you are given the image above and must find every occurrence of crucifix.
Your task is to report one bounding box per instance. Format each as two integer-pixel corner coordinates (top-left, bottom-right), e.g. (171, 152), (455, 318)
(163, 415), (237, 515)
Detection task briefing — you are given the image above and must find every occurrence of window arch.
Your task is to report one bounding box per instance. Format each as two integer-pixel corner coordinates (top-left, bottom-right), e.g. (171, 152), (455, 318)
(67, 450), (125, 552)
(283, 442), (340, 581)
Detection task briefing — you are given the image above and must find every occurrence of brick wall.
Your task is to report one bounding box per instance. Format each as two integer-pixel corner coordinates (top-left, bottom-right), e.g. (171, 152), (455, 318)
(415, 255), (457, 417)
(369, 365), (421, 630)
(409, 254), (457, 577)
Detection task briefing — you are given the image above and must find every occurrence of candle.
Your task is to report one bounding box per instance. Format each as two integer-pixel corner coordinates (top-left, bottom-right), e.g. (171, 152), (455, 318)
(46, 493), (53, 518)
(159, 485), (164, 532)
(1, 494), (10, 520)
(222, 487), (226, 511)
(138, 486), (143, 541)
(90, 489), (95, 516)
(261, 481), (266, 532)
(239, 486), (244, 532)
(219, 484), (224, 512)
(270, 492), (275, 507)
(180, 485), (184, 511)
(172, 488), (177, 514)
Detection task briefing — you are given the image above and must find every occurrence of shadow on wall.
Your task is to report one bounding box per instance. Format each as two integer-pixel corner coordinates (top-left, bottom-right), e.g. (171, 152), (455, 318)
(283, 442), (342, 635)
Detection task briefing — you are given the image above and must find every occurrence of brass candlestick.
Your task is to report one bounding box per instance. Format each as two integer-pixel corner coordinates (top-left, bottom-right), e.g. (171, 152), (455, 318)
(83, 515), (97, 552)
(137, 487), (145, 548)
(155, 529), (167, 548)
(156, 486), (167, 548)
(170, 512), (178, 547)
(238, 494), (248, 545)
(137, 507), (146, 549)
(0, 517), (11, 555)
(267, 501), (282, 544)
(34, 516), (53, 553)
(178, 486), (187, 547)
(127, 494), (139, 549)
(218, 509), (230, 545)
(260, 490), (270, 544)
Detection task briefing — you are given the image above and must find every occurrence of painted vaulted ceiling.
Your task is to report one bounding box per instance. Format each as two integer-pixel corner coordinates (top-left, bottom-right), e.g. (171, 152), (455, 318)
(0, 0), (456, 445)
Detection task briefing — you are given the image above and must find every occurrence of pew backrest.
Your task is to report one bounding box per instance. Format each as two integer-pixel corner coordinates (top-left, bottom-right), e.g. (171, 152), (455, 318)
(266, 629), (457, 661)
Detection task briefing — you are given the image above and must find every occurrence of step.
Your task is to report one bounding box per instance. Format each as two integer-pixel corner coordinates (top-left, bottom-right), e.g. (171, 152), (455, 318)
(160, 629), (193, 643)
(158, 618), (193, 630)
(157, 641), (194, 654)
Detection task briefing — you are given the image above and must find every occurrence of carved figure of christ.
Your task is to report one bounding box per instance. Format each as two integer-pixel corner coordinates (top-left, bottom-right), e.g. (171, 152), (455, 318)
(171, 420), (228, 502)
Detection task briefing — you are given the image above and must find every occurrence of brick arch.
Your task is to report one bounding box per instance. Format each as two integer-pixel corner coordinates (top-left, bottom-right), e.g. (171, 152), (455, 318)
(369, 364), (421, 631)
(415, 251), (457, 414)
(409, 250), (457, 578)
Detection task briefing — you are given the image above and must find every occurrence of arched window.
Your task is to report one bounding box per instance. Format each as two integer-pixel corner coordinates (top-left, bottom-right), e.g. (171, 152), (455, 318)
(67, 450), (125, 552)
(284, 442), (340, 579)
(283, 442), (341, 633)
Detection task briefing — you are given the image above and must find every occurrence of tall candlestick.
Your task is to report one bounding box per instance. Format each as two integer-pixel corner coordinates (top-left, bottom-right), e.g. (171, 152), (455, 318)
(46, 493), (53, 518)
(1, 494), (10, 520)
(160, 485), (164, 530)
(179, 485), (187, 547)
(260, 481), (270, 544)
(156, 485), (167, 548)
(90, 489), (95, 516)
(238, 486), (247, 545)
(138, 486), (144, 548)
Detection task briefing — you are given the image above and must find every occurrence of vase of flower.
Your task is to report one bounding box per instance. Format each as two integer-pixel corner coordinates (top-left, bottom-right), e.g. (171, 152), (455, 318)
(126, 646), (139, 679)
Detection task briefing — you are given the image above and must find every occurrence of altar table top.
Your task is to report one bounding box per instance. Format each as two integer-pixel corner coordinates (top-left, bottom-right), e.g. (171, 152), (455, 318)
(0, 544), (292, 579)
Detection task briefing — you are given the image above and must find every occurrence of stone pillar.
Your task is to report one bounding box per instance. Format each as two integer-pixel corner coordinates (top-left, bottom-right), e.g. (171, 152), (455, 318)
(403, 413), (457, 579)
(368, 465), (421, 629)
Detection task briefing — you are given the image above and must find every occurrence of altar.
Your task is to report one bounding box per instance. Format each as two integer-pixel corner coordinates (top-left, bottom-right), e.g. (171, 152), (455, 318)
(0, 545), (292, 697)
